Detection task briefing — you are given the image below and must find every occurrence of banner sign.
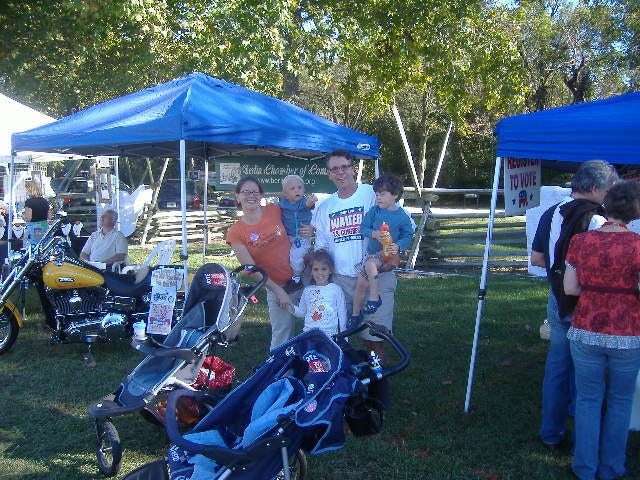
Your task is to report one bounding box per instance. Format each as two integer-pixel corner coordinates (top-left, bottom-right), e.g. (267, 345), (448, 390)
(214, 156), (334, 193)
(503, 158), (542, 216)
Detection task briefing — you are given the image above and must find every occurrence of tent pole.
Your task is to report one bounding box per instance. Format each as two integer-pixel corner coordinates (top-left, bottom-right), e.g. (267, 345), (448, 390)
(114, 156), (121, 231)
(7, 154), (15, 261)
(203, 154), (209, 262)
(180, 141), (189, 291)
(464, 156), (501, 413)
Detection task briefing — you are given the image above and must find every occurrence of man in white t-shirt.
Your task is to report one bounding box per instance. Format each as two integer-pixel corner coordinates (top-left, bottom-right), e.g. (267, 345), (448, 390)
(80, 209), (128, 267)
(311, 150), (398, 357)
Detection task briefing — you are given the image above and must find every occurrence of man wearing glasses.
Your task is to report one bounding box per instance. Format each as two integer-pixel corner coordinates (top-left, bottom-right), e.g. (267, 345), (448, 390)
(311, 150), (398, 373)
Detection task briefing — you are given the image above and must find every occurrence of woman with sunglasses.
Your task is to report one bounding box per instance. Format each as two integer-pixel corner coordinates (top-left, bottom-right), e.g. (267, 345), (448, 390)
(226, 175), (301, 350)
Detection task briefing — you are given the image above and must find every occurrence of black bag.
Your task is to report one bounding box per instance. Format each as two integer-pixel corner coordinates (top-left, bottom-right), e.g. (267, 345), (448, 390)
(549, 267), (579, 319)
(549, 199), (605, 318)
(344, 393), (384, 436)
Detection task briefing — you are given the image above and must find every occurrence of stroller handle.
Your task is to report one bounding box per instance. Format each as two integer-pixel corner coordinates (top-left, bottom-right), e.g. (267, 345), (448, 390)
(336, 321), (410, 380)
(230, 264), (268, 299)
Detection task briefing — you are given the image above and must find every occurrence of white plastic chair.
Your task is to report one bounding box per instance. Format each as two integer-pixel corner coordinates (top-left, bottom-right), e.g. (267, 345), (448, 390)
(122, 239), (176, 274)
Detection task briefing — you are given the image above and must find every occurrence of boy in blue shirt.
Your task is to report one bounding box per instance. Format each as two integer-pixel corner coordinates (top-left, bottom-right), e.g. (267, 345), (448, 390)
(350, 172), (413, 323)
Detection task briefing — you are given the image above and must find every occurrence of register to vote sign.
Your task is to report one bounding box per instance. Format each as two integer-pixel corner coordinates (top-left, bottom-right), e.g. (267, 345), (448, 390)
(503, 158), (542, 216)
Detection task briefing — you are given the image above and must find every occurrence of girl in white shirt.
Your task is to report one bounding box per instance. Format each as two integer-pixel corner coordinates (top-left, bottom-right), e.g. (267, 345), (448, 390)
(289, 250), (347, 337)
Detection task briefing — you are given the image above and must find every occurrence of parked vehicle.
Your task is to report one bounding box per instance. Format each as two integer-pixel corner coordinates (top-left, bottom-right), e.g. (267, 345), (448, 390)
(52, 176), (132, 211)
(0, 216), (184, 355)
(157, 179), (201, 210)
(51, 175), (133, 230)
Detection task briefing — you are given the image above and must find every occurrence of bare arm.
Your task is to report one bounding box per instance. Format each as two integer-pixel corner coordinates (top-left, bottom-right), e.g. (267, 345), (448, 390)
(563, 264), (581, 296)
(305, 194), (318, 209)
(530, 250), (545, 268)
(230, 242), (292, 308)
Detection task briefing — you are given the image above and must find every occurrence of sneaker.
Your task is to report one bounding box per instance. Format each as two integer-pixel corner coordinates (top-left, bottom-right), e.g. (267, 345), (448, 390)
(284, 278), (303, 293)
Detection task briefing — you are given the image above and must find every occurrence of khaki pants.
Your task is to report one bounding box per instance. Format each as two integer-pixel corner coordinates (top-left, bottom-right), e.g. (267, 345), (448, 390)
(334, 271), (397, 342)
(266, 287), (302, 350)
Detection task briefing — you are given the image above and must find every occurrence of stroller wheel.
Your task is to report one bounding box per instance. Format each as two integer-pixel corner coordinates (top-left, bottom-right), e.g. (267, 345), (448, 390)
(95, 419), (122, 477)
(275, 449), (308, 480)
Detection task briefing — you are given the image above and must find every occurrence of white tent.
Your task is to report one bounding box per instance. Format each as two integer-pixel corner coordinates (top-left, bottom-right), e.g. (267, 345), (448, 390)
(0, 93), (56, 160)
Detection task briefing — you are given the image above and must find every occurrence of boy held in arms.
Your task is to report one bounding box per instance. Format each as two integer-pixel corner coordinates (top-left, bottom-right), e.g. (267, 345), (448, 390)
(350, 172), (414, 324)
(278, 175), (318, 292)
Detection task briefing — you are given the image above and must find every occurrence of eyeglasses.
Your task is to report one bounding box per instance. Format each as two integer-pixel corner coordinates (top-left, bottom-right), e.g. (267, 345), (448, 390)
(239, 190), (261, 197)
(328, 164), (353, 174)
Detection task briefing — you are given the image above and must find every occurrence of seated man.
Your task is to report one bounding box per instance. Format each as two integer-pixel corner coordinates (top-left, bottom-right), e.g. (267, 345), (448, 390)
(80, 209), (128, 268)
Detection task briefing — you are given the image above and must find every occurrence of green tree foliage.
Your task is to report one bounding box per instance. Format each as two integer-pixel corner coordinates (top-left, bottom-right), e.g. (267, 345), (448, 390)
(1, 0), (638, 190)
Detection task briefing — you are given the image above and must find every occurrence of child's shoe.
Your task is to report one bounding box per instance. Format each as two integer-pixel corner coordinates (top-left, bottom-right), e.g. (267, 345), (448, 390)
(347, 314), (363, 330)
(361, 296), (382, 314)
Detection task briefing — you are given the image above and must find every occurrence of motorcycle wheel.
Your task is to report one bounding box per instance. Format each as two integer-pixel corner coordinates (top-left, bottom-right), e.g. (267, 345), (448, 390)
(0, 308), (19, 355)
(275, 449), (308, 480)
(95, 419), (122, 477)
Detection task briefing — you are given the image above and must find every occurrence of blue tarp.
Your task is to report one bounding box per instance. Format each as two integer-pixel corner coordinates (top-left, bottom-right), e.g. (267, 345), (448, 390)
(494, 91), (640, 165)
(11, 72), (379, 159)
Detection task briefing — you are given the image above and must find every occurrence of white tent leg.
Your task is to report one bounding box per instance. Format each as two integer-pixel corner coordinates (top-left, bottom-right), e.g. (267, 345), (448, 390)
(202, 156), (209, 262)
(464, 156), (501, 413)
(114, 157), (121, 231)
(180, 140), (189, 291)
(7, 154), (15, 260)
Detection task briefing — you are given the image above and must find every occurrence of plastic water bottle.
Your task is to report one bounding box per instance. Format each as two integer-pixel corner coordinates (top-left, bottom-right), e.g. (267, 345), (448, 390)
(370, 351), (382, 375)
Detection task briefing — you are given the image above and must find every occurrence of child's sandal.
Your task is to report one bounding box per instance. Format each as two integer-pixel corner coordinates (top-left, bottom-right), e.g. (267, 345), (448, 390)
(347, 314), (363, 330)
(361, 296), (382, 314)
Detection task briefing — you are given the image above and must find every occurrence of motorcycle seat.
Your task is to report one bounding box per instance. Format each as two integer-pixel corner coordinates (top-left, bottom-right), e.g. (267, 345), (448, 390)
(103, 270), (151, 297)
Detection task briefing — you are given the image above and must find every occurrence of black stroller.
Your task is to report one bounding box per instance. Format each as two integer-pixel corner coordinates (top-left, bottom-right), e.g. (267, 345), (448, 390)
(120, 321), (409, 480)
(88, 263), (267, 477)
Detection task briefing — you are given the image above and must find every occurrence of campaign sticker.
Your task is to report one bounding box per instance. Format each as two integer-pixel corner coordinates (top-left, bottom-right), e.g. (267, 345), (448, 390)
(204, 272), (226, 287)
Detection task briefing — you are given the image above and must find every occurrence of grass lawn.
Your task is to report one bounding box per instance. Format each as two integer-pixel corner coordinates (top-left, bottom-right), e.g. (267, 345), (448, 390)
(1, 245), (639, 479)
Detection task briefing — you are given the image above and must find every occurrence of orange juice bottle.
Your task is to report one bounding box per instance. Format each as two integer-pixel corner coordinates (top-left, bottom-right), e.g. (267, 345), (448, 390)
(380, 222), (393, 258)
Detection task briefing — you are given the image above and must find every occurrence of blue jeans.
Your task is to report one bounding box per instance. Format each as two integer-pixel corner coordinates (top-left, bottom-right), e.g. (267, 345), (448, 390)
(570, 341), (640, 480)
(540, 290), (575, 445)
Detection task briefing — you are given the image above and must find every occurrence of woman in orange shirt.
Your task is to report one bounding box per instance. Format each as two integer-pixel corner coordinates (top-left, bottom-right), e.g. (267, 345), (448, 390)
(226, 176), (300, 349)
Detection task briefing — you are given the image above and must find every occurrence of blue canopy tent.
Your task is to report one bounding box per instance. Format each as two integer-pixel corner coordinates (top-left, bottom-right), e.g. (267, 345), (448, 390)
(11, 72), (380, 279)
(464, 91), (640, 413)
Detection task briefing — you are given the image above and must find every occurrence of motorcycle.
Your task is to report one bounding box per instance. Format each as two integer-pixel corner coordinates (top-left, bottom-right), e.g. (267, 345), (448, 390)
(0, 215), (184, 356)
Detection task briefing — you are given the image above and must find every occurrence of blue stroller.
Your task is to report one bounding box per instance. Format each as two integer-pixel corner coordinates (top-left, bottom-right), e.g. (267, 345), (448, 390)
(121, 321), (409, 480)
(88, 263), (267, 477)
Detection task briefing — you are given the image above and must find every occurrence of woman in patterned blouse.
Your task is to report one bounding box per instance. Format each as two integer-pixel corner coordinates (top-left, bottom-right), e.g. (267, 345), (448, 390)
(564, 180), (640, 480)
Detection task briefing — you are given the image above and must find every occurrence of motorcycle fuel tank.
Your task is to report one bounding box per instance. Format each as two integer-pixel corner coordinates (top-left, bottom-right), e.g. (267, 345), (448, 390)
(43, 262), (104, 289)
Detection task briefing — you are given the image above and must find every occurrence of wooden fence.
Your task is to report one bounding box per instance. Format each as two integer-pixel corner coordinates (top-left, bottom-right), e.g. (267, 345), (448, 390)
(137, 188), (531, 272)
(409, 210), (529, 270)
(402, 187), (529, 271)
